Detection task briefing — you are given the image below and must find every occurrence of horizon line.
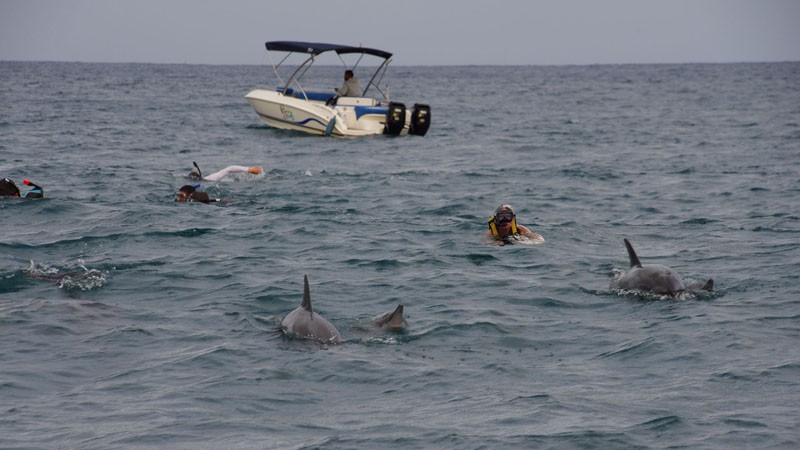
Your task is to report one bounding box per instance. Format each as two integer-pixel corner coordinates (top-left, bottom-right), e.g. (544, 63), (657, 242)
(2, 58), (799, 67)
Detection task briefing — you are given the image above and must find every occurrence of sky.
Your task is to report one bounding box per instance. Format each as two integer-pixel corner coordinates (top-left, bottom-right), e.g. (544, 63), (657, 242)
(1, 0), (799, 66)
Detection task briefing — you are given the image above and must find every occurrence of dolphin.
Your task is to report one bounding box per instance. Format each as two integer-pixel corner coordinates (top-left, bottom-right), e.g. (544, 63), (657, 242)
(280, 275), (343, 344)
(370, 304), (408, 332)
(617, 238), (713, 296)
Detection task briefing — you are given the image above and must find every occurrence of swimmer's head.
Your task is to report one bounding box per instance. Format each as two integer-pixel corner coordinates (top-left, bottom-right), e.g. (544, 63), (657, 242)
(494, 204), (516, 224)
(175, 184), (213, 203)
(0, 178), (21, 197)
(248, 166), (263, 175)
(175, 185), (197, 202)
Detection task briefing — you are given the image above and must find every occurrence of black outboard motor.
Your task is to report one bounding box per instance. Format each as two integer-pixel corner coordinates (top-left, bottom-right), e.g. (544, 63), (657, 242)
(384, 102), (406, 136)
(410, 103), (431, 136)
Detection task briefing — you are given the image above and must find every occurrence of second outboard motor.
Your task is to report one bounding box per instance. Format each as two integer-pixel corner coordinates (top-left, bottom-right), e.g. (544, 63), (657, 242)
(410, 103), (431, 136)
(384, 102), (406, 136)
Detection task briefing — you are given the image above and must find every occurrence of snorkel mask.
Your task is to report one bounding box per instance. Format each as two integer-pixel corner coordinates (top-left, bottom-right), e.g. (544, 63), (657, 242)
(495, 210), (515, 224)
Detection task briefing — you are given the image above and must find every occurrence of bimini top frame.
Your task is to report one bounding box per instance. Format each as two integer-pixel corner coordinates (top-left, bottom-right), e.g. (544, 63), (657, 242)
(264, 41), (394, 101)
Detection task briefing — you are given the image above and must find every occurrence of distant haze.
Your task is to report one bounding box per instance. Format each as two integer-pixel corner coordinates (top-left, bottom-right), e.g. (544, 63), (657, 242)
(2, 0), (799, 65)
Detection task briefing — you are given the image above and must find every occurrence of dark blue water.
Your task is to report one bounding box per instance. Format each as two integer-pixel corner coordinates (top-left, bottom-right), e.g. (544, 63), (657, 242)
(1, 61), (799, 449)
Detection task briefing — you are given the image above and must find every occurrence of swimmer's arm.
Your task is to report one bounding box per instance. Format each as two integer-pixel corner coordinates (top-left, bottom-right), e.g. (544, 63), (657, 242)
(518, 225), (545, 241)
(203, 165), (262, 181)
(202, 166), (247, 181)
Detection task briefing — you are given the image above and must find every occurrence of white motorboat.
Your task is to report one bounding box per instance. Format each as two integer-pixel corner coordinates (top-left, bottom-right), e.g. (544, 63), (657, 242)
(245, 41), (430, 137)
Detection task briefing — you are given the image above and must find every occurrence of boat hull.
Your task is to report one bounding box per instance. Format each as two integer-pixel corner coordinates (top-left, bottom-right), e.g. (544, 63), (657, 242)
(245, 89), (334, 135)
(245, 89), (410, 137)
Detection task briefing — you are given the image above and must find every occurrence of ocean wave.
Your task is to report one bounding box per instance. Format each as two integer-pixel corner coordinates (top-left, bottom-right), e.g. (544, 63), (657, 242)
(0, 271), (32, 293)
(23, 260), (108, 292)
(596, 337), (660, 359)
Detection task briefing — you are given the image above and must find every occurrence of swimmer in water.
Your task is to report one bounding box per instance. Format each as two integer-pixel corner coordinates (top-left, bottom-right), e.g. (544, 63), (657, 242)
(174, 184), (220, 203)
(485, 204), (544, 245)
(0, 178), (44, 198)
(186, 162), (263, 182)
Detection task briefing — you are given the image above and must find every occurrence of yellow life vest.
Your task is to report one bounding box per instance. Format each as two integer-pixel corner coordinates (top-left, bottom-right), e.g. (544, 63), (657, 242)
(488, 215), (518, 238)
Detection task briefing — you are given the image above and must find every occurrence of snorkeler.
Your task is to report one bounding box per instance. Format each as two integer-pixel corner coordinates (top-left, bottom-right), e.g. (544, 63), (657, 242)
(186, 161), (263, 182)
(0, 178), (44, 198)
(174, 184), (220, 203)
(485, 204), (544, 244)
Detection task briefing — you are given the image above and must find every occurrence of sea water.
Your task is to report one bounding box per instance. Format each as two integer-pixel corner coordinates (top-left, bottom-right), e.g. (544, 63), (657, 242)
(1, 61), (799, 449)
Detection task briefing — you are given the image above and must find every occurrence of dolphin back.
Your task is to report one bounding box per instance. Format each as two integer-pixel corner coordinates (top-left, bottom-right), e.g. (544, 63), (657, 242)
(619, 263), (686, 295)
(281, 307), (343, 344)
(617, 239), (714, 297)
(619, 240), (685, 295)
(280, 275), (342, 344)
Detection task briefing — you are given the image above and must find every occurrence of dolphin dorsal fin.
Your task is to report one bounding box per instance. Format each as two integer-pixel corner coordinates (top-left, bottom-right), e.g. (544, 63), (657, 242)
(302, 274), (313, 313)
(624, 238), (643, 268)
(375, 304), (407, 330)
(386, 304), (404, 322)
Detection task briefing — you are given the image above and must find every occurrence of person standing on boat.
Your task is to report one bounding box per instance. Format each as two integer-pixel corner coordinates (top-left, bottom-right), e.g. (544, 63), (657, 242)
(485, 204), (544, 244)
(335, 70), (362, 97)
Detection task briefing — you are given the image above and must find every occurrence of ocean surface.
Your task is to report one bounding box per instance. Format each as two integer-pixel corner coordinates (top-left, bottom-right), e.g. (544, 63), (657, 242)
(1, 60), (799, 449)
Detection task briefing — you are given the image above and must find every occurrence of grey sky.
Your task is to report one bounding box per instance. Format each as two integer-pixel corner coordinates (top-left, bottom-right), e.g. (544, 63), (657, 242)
(1, 0), (799, 65)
